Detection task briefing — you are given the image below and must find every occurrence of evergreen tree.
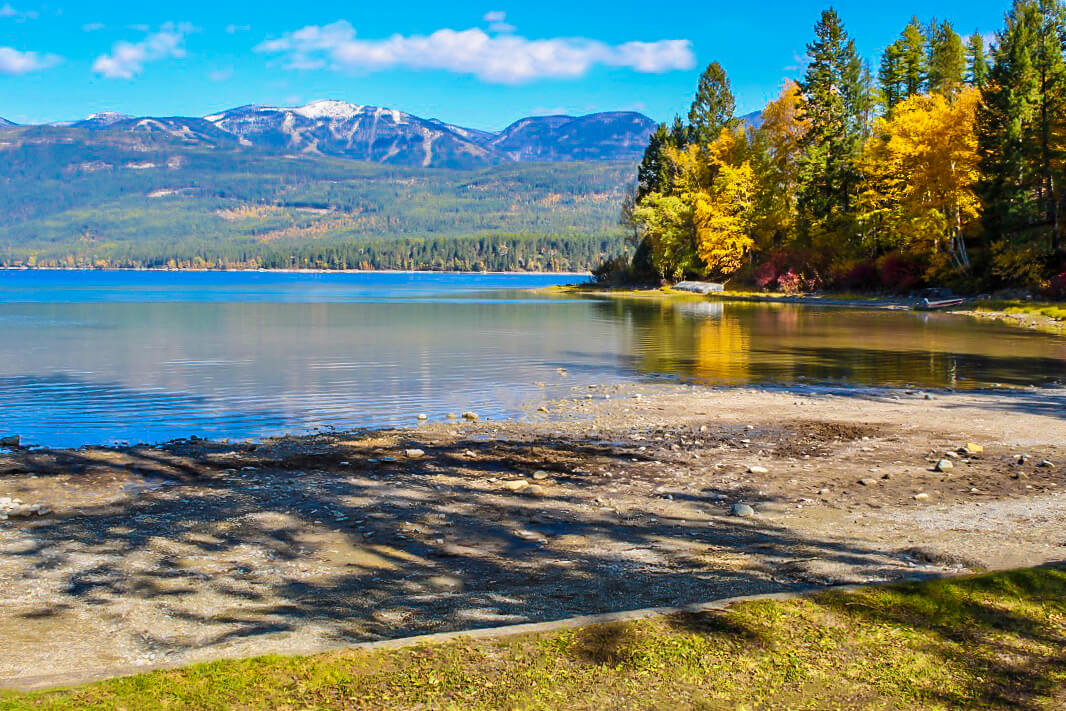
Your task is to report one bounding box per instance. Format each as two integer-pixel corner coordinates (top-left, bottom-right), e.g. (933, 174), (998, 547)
(928, 20), (968, 95)
(900, 18), (929, 97)
(878, 43), (906, 110)
(966, 32), (991, 87)
(636, 119), (688, 199)
(798, 8), (868, 227)
(978, 0), (1066, 264)
(687, 62), (737, 146)
(637, 124), (673, 200)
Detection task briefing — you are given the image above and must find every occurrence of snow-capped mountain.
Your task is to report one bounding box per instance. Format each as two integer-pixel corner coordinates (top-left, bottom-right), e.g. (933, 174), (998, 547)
(0, 100), (659, 168)
(203, 100), (499, 168)
(201, 100), (657, 167)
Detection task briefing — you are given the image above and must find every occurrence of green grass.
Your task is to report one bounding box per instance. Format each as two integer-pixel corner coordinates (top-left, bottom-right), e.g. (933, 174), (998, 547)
(973, 300), (1066, 321)
(3, 565), (1066, 710)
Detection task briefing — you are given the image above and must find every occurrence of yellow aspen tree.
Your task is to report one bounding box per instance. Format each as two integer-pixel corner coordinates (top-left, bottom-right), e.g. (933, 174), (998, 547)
(859, 87), (981, 274)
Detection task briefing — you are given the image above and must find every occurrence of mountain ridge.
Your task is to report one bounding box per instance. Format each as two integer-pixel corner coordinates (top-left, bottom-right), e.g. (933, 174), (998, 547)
(0, 100), (658, 169)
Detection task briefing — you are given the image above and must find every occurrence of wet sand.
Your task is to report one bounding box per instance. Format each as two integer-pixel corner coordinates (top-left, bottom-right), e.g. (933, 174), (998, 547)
(0, 382), (1064, 689)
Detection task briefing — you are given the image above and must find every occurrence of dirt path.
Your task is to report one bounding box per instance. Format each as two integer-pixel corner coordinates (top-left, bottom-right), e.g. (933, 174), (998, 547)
(0, 383), (1064, 688)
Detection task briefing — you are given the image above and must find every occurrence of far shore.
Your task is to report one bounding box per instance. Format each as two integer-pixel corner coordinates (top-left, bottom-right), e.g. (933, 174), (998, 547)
(0, 267), (593, 277)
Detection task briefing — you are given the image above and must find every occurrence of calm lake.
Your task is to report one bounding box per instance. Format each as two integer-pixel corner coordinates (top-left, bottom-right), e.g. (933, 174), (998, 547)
(1, 270), (1064, 448)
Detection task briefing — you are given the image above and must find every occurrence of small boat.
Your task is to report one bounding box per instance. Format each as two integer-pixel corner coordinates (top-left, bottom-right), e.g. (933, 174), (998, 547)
(913, 297), (966, 311)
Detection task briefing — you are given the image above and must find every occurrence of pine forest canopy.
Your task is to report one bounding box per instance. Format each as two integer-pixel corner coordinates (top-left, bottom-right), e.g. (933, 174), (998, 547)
(622, 0), (1066, 298)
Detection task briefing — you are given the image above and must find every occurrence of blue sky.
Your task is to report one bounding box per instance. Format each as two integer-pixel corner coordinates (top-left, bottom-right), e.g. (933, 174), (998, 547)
(1, 1), (1012, 130)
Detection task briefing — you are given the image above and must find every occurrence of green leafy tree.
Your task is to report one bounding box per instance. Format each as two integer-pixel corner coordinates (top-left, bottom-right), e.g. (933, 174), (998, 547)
(687, 62), (737, 146)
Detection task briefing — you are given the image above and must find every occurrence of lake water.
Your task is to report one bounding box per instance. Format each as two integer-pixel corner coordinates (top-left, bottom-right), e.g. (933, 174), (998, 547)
(1, 270), (1064, 448)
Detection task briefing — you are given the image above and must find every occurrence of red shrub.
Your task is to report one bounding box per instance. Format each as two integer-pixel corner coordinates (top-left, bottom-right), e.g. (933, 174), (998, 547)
(777, 270), (803, 294)
(1049, 270), (1066, 299)
(878, 253), (923, 292)
(838, 261), (879, 291)
(753, 262), (778, 290)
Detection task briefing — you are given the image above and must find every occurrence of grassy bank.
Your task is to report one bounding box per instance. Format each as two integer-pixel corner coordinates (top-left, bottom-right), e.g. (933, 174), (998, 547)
(4, 565), (1065, 710)
(962, 300), (1066, 336)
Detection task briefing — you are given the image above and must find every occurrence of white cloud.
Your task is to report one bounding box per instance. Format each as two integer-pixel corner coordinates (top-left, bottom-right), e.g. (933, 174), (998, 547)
(0, 46), (61, 74)
(255, 20), (695, 84)
(483, 10), (514, 33)
(0, 3), (38, 20)
(92, 22), (192, 79)
(82, 22), (105, 32)
(208, 67), (233, 81)
(225, 24), (250, 34)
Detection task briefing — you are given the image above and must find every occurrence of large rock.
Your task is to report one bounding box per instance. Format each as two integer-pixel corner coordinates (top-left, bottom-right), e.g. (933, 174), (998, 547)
(731, 503), (756, 517)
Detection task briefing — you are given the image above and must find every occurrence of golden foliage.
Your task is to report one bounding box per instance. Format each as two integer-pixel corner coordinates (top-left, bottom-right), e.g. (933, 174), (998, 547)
(859, 88), (982, 273)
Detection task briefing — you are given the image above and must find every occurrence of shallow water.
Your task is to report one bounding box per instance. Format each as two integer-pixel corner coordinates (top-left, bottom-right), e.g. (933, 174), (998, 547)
(0, 271), (1063, 447)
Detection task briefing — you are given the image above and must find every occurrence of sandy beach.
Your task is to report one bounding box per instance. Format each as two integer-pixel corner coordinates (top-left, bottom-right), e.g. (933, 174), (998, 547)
(0, 381), (1063, 689)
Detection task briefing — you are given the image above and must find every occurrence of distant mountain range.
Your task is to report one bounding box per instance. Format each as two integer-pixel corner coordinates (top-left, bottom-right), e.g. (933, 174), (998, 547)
(0, 101), (659, 169)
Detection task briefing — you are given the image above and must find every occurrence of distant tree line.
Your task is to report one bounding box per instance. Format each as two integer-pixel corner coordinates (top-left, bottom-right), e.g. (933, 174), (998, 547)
(609, 0), (1066, 297)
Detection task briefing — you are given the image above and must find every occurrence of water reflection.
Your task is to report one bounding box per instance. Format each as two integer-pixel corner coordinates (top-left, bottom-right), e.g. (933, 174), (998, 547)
(586, 297), (1066, 389)
(0, 272), (1063, 447)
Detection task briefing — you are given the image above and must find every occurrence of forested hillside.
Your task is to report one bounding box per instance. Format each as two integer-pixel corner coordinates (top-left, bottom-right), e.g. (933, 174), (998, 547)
(0, 141), (632, 270)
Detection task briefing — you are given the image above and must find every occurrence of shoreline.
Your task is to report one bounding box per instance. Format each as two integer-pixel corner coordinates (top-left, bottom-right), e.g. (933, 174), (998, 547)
(1, 380), (1063, 687)
(0, 267), (593, 276)
(554, 284), (1066, 334)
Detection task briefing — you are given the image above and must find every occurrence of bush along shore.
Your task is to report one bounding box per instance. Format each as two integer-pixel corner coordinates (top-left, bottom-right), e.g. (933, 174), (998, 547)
(598, 2), (1066, 301)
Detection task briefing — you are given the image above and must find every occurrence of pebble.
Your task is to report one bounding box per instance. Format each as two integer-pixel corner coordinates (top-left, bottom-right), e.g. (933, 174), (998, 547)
(858, 478), (876, 486)
(446, 413), (459, 419)
(532, 470), (550, 480)
(502, 479), (530, 492)
(462, 411), (479, 421)
(731, 503), (755, 517)
(935, 459), (954, 472)
(913, 492), (930, 500)
(747, 465), (769, 475)
(416, 414), (428, 421)
(404, 449), (425, 459)
(1038, 459), (1055, 469)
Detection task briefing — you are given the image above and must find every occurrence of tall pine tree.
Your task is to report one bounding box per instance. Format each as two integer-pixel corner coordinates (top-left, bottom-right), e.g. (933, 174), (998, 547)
(978, 0), (1066, 264)
(928, 20), (967, 95)
(900, 18), (929, 97)
(878, 43), (906, 110)
(966, 32), (990, 88)
(687, 62), (737, 146)
(798, 8), (869, 232)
